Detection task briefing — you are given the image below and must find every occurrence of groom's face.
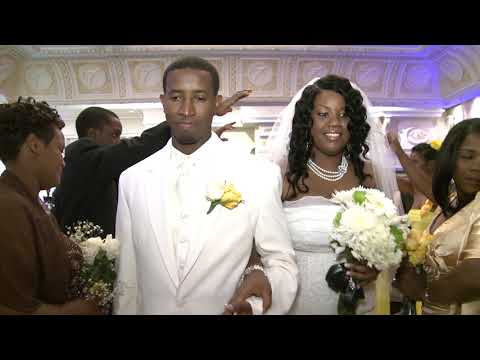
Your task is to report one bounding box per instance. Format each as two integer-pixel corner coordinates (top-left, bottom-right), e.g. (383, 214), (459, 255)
(161, 68), (221, 153)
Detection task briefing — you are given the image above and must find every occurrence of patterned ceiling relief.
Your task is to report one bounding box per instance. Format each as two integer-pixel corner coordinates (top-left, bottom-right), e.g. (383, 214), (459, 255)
(352, 61), (387, 93)
(1, 45), (479, 108)
(16, 61), (64, 100)
(0, 55), (16, 84)
(127, 59), (165, 94)
(239, 58), (283, 95)
(296, 59), (336, 90)
(71, 60), (113, 95)
(205, 58), (228, 96)
(439, 53), (475, 102)
(401, 64), (434, 95)
(24, 63), (57, 94)
(440, 58), (464, 83)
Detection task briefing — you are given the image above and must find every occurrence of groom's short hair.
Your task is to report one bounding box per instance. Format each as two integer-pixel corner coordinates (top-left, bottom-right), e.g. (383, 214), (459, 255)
(162, 56), (220, 96)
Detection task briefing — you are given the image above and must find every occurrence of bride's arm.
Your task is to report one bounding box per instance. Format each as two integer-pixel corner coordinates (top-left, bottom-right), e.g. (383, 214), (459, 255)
(253, 162), (299, 314)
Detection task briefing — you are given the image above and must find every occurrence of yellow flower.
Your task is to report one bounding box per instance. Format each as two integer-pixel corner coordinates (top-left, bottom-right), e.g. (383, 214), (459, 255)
(206, 182), (243, 214)
(407, 231), (434, 266)
(409, 200), (435, 233)
(430, 140), (442, 151)
(409, 246), (427, 266)
(220, 184), (243, 209)
(408, 209), (422, 223)
(406, 229), (423, 251)
(419, 199), (433, 216)
(419, 233), (434, 247)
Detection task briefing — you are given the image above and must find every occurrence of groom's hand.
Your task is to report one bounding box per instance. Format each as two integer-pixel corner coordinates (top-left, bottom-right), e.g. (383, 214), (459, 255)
(223, 270), (272, 315)
(223, 302), (252, 315)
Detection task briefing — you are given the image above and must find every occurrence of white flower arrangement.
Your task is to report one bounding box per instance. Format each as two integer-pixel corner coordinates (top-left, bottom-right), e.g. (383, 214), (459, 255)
(80, 234), (120, 265)
(67, 221), (120, 311)
(329, 186), (409, 271)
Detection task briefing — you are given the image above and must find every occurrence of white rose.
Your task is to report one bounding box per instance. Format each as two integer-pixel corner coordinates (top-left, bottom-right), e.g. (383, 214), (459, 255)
(102, 234), (120, 260)
(80, 237), (103, 265)
(85, 236), (104, 247)
(206, 181), (225, 201)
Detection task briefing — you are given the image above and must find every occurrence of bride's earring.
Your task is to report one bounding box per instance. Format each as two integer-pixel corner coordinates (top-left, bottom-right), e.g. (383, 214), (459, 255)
(305, 139), (312, 153)
(449, 178), (457, 193)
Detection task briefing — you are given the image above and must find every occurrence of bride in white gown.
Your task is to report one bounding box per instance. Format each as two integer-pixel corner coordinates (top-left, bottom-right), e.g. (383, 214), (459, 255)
(266, 75), (402, 315)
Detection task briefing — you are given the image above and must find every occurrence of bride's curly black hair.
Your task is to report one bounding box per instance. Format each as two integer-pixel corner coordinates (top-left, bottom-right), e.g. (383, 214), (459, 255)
(285, 75), (371, 200)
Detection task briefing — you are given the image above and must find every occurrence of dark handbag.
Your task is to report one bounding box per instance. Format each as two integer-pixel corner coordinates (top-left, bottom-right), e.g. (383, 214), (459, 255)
(326, 263), (365, 315)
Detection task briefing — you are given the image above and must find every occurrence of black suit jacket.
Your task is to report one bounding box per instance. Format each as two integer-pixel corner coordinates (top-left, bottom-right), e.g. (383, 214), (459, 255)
(53, 121), (171, 236)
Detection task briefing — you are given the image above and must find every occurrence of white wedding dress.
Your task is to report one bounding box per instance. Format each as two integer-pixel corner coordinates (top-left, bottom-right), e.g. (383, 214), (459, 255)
(284, 195), (376, 315)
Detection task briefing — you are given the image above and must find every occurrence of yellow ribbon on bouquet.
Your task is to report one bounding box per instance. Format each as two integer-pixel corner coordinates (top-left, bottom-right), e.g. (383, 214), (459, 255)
(375, 270), (391, 315)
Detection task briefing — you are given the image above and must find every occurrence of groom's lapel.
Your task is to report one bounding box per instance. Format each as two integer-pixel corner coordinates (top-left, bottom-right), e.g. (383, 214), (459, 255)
(145, 150), (180, 288)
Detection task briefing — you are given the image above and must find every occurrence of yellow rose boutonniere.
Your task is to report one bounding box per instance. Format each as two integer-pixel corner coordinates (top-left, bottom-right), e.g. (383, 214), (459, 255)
(206, 181), (243, 214)
(430, 140), (442, 151)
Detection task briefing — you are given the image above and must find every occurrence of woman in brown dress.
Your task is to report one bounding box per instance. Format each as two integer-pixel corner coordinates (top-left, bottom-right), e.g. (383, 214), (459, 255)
(0, 97), (102, 315)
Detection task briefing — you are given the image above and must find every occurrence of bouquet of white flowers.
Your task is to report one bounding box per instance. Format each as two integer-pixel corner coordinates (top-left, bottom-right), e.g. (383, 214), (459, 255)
(325, 187), (409, 314)
(66, 221), (120, 313)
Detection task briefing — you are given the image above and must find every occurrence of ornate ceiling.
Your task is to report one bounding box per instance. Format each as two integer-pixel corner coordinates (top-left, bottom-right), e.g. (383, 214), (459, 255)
(1, 45), (479, 109)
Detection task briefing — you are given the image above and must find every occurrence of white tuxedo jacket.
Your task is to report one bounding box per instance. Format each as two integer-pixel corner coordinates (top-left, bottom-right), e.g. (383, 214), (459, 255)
(114, 134), (298, 314)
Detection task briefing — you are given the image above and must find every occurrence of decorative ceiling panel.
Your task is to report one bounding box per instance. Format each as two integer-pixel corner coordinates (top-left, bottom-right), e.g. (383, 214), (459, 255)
(1, 45), (479, 108)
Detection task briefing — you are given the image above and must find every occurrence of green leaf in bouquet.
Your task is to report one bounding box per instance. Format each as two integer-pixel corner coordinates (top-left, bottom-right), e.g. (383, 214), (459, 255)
(333, 211), (342, 227)
(81, 249), (114, 284)
(353, 190), (366, 205)
(390, 225), (405, 250)
(344, 247), (356, 263)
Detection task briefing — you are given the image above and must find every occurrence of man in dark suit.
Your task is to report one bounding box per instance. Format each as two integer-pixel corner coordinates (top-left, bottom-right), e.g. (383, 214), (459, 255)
(53, 91), (250, 236)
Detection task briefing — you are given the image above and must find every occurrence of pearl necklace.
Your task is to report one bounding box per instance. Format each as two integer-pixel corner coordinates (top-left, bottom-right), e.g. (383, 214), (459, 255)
(307, 155), (348, 182)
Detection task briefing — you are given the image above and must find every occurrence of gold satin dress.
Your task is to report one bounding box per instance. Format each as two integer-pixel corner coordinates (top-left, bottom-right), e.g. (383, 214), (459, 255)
(423, 192), (480, 315)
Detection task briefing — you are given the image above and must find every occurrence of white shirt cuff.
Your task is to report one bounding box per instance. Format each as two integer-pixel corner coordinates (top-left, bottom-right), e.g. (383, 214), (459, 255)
(246, 296), (264, 315)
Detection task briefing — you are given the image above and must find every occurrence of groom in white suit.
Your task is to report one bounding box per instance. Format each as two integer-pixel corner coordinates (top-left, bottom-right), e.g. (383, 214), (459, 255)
(114, 57), (298, 315)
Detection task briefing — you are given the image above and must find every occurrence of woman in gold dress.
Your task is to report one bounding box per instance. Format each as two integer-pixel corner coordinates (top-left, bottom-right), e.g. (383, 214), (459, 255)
(394, 118), (480, 314)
